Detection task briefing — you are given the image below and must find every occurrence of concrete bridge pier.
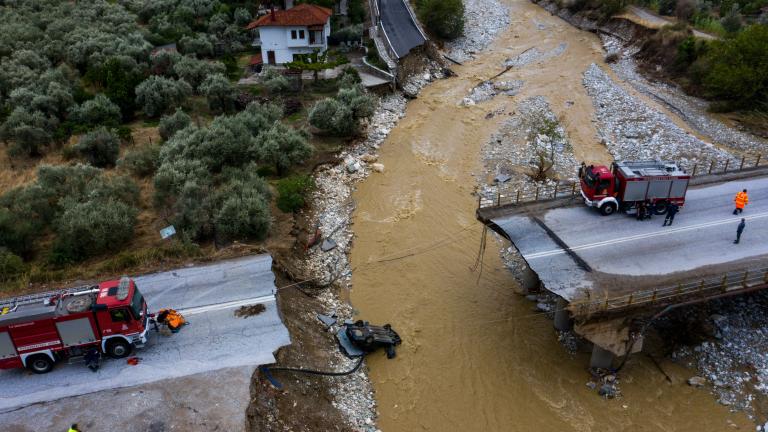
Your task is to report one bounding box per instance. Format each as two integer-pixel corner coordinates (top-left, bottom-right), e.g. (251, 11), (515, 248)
(513, 264), (540, 295)
(590, 344), (615, 369)
(553, 297), (572, 331)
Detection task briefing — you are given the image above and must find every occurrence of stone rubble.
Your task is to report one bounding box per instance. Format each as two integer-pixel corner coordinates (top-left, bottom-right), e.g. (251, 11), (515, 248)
(461, 80), (524, 106)
(445, 0), (511, 63)
(582, 63), (737, 169)
(600, 35), (768, 155)
(301, 93), (407, 431)
(669, 291), (768, 420)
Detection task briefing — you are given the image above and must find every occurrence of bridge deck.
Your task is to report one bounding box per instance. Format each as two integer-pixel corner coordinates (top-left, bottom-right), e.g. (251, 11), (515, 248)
(491, 176), (768, 306)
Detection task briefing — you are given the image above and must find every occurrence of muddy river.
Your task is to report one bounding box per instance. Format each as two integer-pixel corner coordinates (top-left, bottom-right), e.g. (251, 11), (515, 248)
(348, 0), (751, 430)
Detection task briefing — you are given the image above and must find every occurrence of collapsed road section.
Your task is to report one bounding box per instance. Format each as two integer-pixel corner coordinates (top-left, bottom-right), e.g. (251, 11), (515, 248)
(478, 160), (768, 368)
(0, 254), (290, 413)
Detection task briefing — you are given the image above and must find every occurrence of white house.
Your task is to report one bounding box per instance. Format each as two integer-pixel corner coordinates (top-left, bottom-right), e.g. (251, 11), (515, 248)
(246, 4), (332, 65)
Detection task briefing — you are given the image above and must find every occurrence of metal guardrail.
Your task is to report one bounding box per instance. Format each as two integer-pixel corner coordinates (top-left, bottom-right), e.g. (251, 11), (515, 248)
(478, 154), (765, 209)
(569, 266), (768, 317)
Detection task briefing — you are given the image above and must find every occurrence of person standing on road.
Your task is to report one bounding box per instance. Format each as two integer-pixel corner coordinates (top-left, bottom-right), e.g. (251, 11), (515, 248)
(663, 203), (680, 226)
(734, 218), (746, 244)
(734, 189), (749, 215)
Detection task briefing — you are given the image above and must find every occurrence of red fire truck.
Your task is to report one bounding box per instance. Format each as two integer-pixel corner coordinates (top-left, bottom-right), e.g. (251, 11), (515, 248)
(0, 277), (149, 374)
(579, 160), (690, 216)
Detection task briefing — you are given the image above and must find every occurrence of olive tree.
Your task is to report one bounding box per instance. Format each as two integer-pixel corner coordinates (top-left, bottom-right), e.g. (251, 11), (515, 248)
(1, 107), (57, 157)
(135, 75), (192, 117)
(159, 108), (192, 141)
(69, 94), (122, 128)
(255, 123), (313, 175)
(173, 55), (226, 91)
(179, 33), (214, 58)
(199, 73), (236, 113)
(74, 127), (121, 167)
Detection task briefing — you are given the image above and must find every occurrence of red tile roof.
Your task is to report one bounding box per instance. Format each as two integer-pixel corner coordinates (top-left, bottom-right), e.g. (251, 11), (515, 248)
(246, 4), (332, 29)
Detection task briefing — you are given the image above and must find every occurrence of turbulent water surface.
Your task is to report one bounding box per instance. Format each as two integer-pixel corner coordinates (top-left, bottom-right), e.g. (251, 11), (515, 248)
(349, 0), (751, 430)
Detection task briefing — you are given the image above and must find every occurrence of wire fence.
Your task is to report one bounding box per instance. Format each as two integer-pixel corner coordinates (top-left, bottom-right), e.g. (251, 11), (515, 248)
(569, 266), (768, 317)
(478, 154), (765, 209)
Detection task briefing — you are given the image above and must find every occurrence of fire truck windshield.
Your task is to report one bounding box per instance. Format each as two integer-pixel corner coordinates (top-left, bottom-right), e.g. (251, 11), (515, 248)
(584, 169), (598, 189)
(130, 289), (145, 320)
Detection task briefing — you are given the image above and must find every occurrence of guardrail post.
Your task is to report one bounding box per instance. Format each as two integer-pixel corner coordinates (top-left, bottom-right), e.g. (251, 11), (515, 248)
(691, 163), (698, 177)
(651, 288), (657, 304)
(721, 274), (728, 292)
(534, 187), (540, 201)
(708, 161), (715, 174)
(739, 156), (745, 170)
(516, 190), (521, 204)
(742, 270), (749, 287)
(571, 183), (576, 195)
(723, 159), (730, 173)
(698, 280), (705, 295)
(627, 293), (634, 306)
(552, 182), (558, 198)
(756, 154), (762, 167)
(603, 297), (609, 311)
(497, 190), (501, 207)
(477, 194), (481, 209)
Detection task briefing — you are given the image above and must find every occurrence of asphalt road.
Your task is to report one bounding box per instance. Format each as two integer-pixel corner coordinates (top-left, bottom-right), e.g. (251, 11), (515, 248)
(0, 255), (290, 412)
(378, 0), (426, 58)
(494, 177), (768, 299)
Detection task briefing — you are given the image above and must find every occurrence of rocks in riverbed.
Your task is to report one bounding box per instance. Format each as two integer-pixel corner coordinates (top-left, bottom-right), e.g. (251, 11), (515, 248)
(688, 376), (706, 387)
(445, 0), (510, 62)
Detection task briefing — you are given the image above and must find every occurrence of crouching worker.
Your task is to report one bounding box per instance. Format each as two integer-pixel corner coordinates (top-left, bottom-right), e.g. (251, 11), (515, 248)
(156, 308), (187, 334)
(84, 348), (100, 372)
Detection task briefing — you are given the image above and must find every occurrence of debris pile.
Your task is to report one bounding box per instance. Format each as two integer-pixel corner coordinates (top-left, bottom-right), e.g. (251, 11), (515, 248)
(671, 291), (768, 419)
(445, 0), (511, 62)
(582, 63), (736, 169)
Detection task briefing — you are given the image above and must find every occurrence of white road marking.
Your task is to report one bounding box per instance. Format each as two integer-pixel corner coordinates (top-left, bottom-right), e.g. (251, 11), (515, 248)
(178, 294), (276, 316)
(525, 211), (768, 260)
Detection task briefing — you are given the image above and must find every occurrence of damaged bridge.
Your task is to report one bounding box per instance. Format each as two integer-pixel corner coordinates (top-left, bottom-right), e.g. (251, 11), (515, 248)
(477, 158), (768, 368)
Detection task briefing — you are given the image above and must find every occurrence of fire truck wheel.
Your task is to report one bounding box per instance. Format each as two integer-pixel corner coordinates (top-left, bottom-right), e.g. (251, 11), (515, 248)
(27, 354), (54, 374)
(106, 339), (133, 359)
(653, 201), (668, 215)
(599, 202), (617, 216)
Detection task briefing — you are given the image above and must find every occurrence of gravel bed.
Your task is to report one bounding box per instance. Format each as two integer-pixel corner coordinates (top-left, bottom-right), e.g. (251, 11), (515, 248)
(446, 0), (511, 62)
(301, 93), (407, 431)
(601, 36), (768, 155)
(583, 63), (737, 169)
(669, 291), (768, 421)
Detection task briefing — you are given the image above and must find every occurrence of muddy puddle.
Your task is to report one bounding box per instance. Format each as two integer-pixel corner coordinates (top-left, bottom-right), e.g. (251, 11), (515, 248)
(348, 0), (751, 430)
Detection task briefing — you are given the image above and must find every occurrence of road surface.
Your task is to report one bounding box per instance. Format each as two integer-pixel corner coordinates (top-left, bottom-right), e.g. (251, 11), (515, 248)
(0, 254), (290, 412)
(494, 176), (768, 300)
(625, 6), (717, 40)
(378, 0), (427, 58)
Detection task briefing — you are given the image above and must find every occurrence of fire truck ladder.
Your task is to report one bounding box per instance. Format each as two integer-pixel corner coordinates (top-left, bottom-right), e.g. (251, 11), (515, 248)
(0, 285), (98, 312)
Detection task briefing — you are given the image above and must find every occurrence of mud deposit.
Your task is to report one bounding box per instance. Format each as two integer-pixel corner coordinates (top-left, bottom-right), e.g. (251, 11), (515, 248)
(348, 0), (753, 430)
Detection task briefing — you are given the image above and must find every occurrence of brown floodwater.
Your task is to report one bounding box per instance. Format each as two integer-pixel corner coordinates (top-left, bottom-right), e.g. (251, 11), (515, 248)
(349, 0), (751, 430)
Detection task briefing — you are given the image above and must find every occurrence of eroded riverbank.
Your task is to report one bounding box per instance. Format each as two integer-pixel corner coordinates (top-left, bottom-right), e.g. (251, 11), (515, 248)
(347, 0), (754, 430)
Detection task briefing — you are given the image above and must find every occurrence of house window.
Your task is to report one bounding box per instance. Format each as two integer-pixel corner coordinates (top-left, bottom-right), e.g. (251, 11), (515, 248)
(291, 30), (297, 39)
(299, 30), (305, 39)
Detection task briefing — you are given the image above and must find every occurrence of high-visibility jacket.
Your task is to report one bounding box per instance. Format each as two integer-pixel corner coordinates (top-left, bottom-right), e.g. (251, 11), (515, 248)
(735, 192), (749, 209)
(157, 308), (186, 331)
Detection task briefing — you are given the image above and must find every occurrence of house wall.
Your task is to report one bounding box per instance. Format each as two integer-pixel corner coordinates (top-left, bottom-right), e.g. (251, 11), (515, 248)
(257, 19), (330, 64)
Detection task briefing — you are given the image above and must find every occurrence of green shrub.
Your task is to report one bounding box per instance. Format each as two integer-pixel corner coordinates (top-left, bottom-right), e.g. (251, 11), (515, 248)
(0, 250), (25, 280)
(416, 0), (464, 40)
(135, 75), (193, 118)
(51, 199), (138, 264)
(276, 175), (314, 213)
(701, 24), (768, 110)
(68, 94), (121, 128)
(199, 73), (236, 113)
(263, 68), (291, 94)
(74, 127), (120, 167)
(309, 85), (375, 136)
(121, 144), (161, 177)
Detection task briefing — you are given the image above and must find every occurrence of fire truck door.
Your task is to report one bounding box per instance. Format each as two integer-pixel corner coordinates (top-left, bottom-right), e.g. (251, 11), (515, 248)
(0, 331), (17, 360)
(96, 308), (133, 336)
(56, 318), (97, 347)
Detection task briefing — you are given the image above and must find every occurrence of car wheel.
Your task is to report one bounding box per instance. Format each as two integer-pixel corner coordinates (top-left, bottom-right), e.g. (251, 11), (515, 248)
(599, 203), (617, 216)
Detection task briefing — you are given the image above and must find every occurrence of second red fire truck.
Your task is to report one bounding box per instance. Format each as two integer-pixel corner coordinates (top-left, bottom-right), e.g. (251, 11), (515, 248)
(0, 277), (150, 374)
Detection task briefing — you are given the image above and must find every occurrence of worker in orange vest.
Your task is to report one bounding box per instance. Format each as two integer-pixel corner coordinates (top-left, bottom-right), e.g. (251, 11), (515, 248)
(733, 189), (749, 215)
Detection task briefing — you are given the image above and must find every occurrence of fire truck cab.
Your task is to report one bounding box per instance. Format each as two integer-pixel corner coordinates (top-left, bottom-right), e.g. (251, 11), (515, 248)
(0, 277), (149, 374)
(579, 160), (690, 216)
